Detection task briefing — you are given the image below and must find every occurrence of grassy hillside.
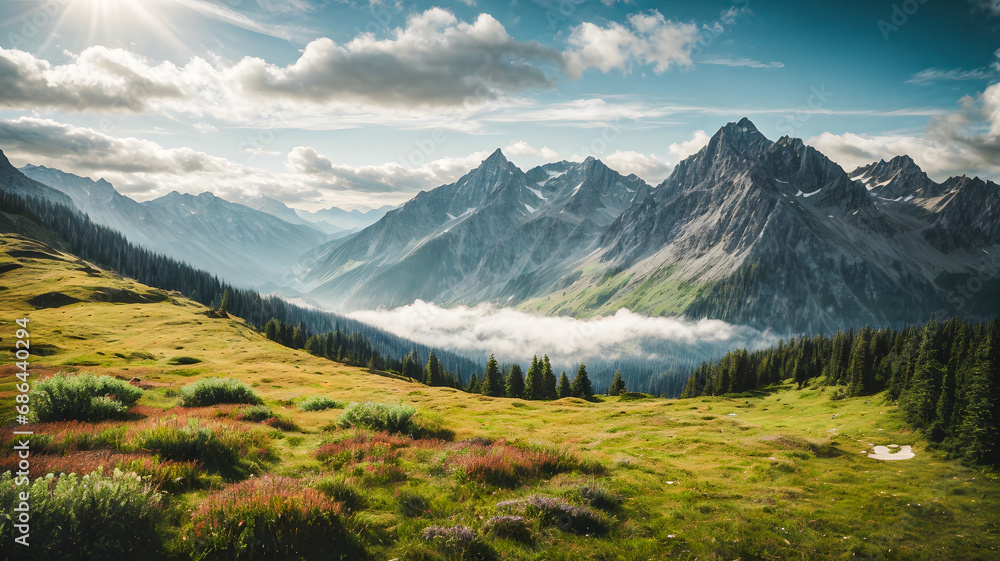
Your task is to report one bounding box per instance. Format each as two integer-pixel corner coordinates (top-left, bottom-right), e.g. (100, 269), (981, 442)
(1, 232), (998, 560)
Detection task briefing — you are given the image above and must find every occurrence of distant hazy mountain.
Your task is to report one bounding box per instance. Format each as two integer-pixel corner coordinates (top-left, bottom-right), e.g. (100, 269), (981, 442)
(296, 204), (395, 231)
(244, 196), (347, 236)
(299, 119), (1000, 332)
(18, 164), (331, 288)
(0, 156), (73, 208)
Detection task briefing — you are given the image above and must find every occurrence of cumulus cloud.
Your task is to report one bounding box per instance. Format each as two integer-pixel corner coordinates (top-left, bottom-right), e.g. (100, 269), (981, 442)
(0, 46), (186, 112)
(602, 150), (671, 184)
(349, 300), (779, 365)
(668, 129), (711, 160)
(0, 9), (565, 115)
(565, 11), (700, 77)
(808, 82), (1000, 181)
(232, 9), (565, 107)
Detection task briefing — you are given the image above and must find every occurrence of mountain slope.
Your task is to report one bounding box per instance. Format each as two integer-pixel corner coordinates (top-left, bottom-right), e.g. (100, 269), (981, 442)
(18, 164), (331, 288)
(299, 150), (648, 309)
(0, 155), (73, 208)
(542, 121), (998, 331)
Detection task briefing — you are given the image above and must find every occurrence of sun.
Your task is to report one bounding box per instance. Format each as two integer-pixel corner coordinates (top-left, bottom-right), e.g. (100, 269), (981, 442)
(43, 0), (187, 54)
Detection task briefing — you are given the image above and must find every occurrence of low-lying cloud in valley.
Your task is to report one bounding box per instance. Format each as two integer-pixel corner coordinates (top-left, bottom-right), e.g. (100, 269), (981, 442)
(349, 300), (781, 367)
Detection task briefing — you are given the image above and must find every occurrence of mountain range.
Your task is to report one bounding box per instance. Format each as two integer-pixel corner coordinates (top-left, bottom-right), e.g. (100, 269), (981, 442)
(297, 119), (1000, 332)
(3, 117), (998, 333)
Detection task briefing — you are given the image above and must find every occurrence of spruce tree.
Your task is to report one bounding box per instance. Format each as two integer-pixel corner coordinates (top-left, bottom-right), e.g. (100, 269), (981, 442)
(542, 355), (558, 399)
(505, 363), (525, 399)
(424, 351), (442, 386)
(958, 334), (998, 465)
(467, 373), (481, 394)
(218, 288), (232, 315)
(557, 371), (572, 398)
(482, 355), (504, 397)
(571, 363), (593, 399)
(609, 370), (626, 396)
(901, 320), (943, 428)
(523, 356), (542, 400)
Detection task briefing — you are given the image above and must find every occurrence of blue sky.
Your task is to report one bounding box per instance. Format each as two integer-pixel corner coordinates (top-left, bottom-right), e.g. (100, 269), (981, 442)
(0, 0), (997, 209)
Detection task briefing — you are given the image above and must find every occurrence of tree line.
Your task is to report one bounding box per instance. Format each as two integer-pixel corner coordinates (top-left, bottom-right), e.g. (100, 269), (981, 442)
(682, 316), (1000, 467)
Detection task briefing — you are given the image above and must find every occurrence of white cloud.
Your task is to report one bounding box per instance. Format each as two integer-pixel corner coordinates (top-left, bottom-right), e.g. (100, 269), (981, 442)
(503, 140), (558, 159)
(701, 57), (784, 69)
(0, 116), (503, 208)
(668, 129), (711, 160)
(566, 11), (700, 77)
(0, 8), (565, 117)
(808, 80), (1000, 181)
(602, 150), (671, 184)
(349, 300), (779, 365)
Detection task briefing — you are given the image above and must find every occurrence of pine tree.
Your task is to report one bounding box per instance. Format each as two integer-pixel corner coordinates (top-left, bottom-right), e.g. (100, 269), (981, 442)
(542, 355), (557, 399)
(424, 351), (443, 386)
(958, 334), (998, 465)
(482, 355), (504, 397)
(558, 371), (572, 398)
(571, 363), (593, 399)
(505, 363), (525, 399)
(901, 320), (943, 428)
(523, 356), (542, 400)
(793, 337), (813, 389)
(218, 288), (232, 315)
(467, 373), (481, 394)
(609, 370), (626, 396)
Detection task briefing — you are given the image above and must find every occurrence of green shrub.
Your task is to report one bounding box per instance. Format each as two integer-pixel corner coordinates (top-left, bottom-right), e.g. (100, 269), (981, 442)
(314, 476), (366, 512)
(421, 526), (497, 561)
(484, 515), (532, 543)
(179, 377), (262, 406)
(31, 373), (143, 422)
(298, 396), (342, 411)
(339, 401), (416, 434)
(184, 476), (367, 560)
(497, 495), (610, 535)
(237, 405), (274, 422)
(0, 469), (164, 560)
(575, 483), (623, 511)
(140, 420), (271, 477)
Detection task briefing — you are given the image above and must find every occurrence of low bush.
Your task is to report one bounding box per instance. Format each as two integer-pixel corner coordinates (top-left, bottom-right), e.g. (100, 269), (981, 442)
(484, 515), (532, 543)
(498, 495), (610, 535)
(316, 431), (410, 468)
(339, 401), (416, 434)
(447, 440), (577, 487)
(576, 483), (624, 511)
(422, 526), (496, 561)
(31, 373), (143, 422)
(298, 396), (342, 411)
(314, 476), (366, 512)
(0, 469), (165, 560)
(179, 377), (262, 406)
(237, 405), (273, 422)
(140, 420), (271, 477)
(184, 476), (367, 561)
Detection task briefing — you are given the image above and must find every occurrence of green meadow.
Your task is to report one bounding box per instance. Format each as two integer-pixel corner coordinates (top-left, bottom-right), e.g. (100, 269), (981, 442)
(1, 234), (998, 560)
